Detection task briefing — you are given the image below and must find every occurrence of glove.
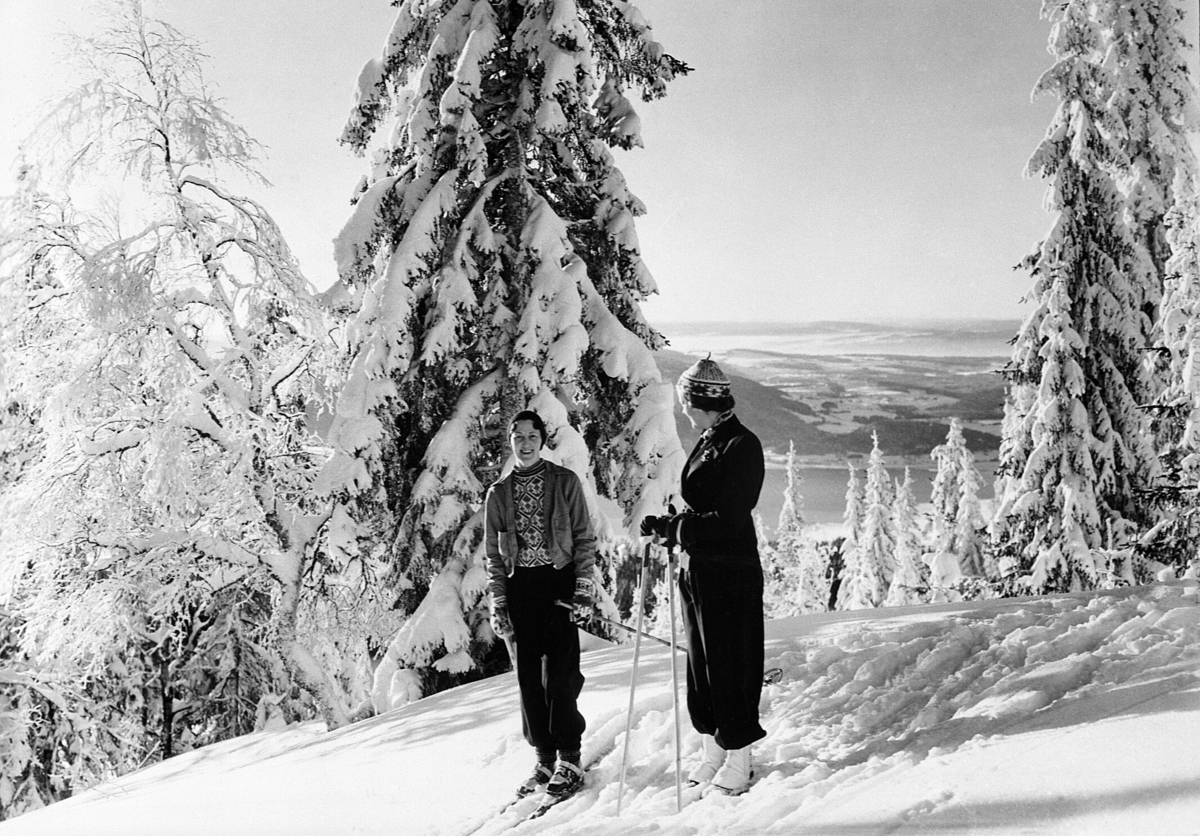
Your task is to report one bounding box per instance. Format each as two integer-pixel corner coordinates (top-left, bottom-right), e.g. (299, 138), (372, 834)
(571, 576), (596, 618)
(490, 597), (514, 640)
(640, 508), (678, 549)
(640, 515), (669, 539)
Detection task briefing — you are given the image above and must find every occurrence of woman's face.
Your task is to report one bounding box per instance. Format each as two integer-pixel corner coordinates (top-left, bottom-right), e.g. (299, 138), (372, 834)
(681, 400), (719, 432)
(509, 420), (544, 468)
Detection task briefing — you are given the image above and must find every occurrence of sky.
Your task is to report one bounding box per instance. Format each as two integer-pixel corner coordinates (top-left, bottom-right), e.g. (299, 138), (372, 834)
(1, 0), (1198, 323)
(3, 579), (1199, 834)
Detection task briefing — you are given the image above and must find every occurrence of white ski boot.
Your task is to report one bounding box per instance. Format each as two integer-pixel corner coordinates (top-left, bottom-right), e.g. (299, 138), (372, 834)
(687, 734), (726, 785)
(711, 745), (752, 795)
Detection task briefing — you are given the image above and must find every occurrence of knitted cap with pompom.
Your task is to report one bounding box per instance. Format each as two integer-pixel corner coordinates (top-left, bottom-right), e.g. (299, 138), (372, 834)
(677, 354), (731, 400)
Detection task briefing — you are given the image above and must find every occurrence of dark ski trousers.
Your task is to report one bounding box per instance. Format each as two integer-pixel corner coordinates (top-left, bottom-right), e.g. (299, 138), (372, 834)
(507, 564), (585, 755)
(678, 557), (767, 751)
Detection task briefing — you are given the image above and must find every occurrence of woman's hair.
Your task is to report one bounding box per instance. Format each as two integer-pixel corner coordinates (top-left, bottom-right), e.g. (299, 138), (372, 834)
(682, 392), (735, 413)
(508, 409), (548, 445)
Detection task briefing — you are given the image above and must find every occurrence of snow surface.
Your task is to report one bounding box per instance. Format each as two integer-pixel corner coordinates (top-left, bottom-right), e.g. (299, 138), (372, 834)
(4, 582), (1200, 836)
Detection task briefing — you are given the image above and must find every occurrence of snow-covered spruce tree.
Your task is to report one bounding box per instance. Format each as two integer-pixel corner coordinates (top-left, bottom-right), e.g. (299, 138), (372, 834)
(997, 267), (1106, 591)
(993, 0), (1163, 588)
(324, 0), (688, 704)
(1104, 0), (1199, 288)
(885, 468), (927, 607)
(1147, 170), (1200, 572)
(1122, 0), (1200, 572)
(0, 1), (353, 769)
(838, 434), (894, 610)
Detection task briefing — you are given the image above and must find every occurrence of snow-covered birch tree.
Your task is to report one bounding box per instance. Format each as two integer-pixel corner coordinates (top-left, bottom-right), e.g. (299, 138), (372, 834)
(0, 2), (354, 776)
(322, 0), (688, 704)
(993, 0), (1165, 587)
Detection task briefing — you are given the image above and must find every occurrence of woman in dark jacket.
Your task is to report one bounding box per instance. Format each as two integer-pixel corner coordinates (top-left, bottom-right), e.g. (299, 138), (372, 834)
(641, 355), (766, 794)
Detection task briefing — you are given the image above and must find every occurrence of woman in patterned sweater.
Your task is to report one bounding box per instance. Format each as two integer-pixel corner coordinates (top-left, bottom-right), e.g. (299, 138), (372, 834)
(485, 410), (597, 800)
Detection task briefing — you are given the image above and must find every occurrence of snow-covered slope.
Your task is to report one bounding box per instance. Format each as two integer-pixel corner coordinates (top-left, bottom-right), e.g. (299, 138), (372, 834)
(4, 582), (1199, 836)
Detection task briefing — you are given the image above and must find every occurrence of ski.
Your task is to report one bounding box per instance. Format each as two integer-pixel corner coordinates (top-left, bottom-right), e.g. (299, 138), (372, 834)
(700, 767), (759, 799)
(526, 775), (587, 821)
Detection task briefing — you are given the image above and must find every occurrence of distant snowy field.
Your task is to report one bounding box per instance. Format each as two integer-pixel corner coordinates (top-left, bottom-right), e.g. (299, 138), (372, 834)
(6, 580), (1198, 835)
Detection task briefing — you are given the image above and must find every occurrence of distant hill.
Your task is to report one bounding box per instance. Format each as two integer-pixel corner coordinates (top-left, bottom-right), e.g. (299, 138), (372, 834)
(656, 349), (1000, 459)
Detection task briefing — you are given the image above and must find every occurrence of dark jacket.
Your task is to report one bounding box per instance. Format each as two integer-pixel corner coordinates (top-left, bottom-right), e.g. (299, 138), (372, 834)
(485, 460), (596, 600)
(676, 414), (764, 564)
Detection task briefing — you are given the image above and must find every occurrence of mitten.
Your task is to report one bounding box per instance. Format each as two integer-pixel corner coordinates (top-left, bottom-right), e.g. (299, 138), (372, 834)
(490, 596), (514, 640)
(571, 576), (596, 617)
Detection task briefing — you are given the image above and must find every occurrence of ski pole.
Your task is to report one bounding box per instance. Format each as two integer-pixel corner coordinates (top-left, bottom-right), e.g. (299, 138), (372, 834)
(666, 541), (682, 812)
(617, 540), (652, 815)
(553, 602), (686, 652)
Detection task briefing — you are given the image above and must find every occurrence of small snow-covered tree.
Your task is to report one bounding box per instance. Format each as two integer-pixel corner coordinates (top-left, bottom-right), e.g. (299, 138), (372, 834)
(769, 441), (825, 615)
(842, 461), (865, 548)
(954, 447), (989, 577)
(792, 539), (830, 616)
(758, 510), (793, 618)
(931, 419), (988, 577)
(994, 0), (1163, 585)
(776, 441), (807, 549)
(930, 419), (966, 546)
(0, 2), (353, 778)
(325, 0), (688, 702)
(885, 469), (926, 607)
(838, 434), (894, 609)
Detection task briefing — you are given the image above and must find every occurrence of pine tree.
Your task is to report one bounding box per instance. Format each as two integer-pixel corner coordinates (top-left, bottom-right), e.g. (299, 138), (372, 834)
(839, 434), (894, 609)
(0, 2), (352, 785)
(322, 0), (688, 700)
(993, 0), (1163, 587)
